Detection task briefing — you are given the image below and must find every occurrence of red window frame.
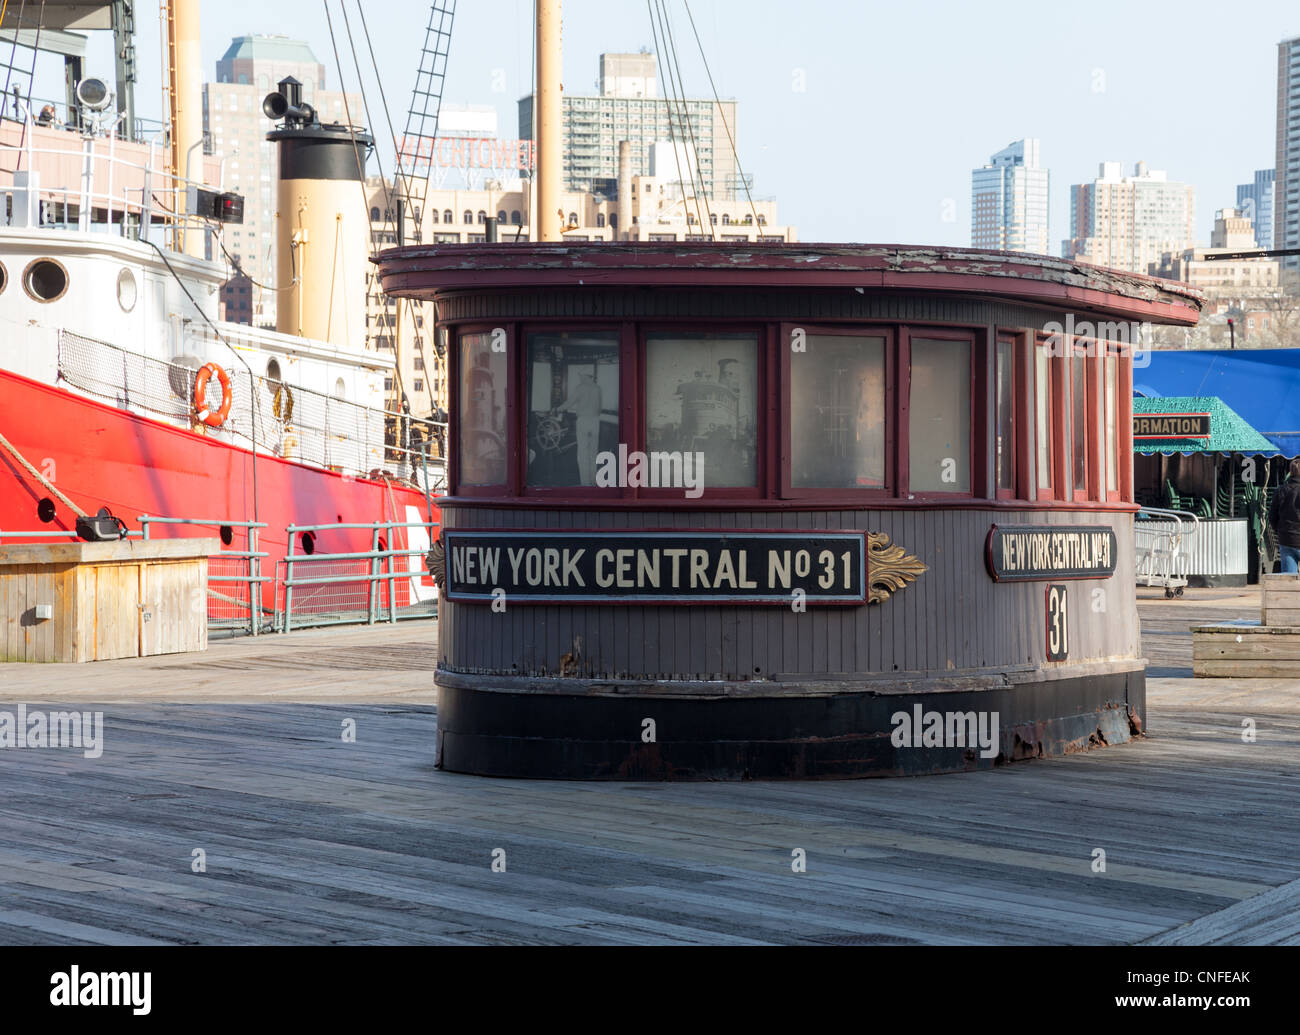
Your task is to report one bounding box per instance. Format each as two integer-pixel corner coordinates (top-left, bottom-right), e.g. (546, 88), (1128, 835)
(1032, 333), (1057, 502)
(518, 322), (632, 500)
(899, 326), (981, 498)
(637, 321), (769, 502)
(778, 322), (896, 500)
(994, 333), (1018, 500)
(451, 322), (516, 497)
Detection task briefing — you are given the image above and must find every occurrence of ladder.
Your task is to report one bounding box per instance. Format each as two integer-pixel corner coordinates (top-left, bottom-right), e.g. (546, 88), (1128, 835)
(386, 0), (455, 426)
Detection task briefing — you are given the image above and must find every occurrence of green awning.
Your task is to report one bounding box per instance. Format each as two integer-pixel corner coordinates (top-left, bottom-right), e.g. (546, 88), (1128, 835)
(1133, 396), (1279, 455)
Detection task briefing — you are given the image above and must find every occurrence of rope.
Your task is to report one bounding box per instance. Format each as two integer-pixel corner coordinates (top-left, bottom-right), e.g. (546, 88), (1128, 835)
(321, 0), (374, 259)
(0, 428), (88, 517)
(682, 0), (763, 230)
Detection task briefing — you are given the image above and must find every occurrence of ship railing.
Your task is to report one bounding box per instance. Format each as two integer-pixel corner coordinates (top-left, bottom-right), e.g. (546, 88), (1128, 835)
(56, 329), (448, 492)
(281, 520), (440, 633)
(0, 528), (145, 540)
(0, 93), (166, 141)
(1, 113), (219, 244)
(139, 516), (272, 637)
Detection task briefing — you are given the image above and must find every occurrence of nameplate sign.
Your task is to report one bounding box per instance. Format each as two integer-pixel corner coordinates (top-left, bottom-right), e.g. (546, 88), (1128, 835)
(443, 530), (867, 604)
(1133, 412), (1211, 439)
(985, 525), (1117, 582)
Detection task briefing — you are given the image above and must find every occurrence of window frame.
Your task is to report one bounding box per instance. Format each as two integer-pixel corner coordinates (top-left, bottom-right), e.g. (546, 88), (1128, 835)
(519, 323), (632, 500)
(777, 322), (896, 501)
(452, 323), (517, 497)
(898, 325), (981, 499)
(994, 333), (1018, 501)
(637, 321), (769, 502)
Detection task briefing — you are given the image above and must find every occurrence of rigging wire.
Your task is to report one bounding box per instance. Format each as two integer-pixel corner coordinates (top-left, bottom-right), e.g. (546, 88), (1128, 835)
(649, 1), (710, 236)
(354, 0), (438, 414)
(644, 0), (694, 236)
(682, 0), (763, 231)
(656, 0), (714, 234)
(320, 0), (374, 258)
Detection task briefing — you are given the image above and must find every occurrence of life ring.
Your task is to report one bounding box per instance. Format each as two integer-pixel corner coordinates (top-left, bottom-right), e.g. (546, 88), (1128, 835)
(194, 363), (232, 427)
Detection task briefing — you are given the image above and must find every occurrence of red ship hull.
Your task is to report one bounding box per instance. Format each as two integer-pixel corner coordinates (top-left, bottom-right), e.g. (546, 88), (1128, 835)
(0, 368), (439, 615)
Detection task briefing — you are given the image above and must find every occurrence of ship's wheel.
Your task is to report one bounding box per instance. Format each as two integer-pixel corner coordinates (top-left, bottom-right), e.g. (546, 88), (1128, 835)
(535, 414), (565, 452)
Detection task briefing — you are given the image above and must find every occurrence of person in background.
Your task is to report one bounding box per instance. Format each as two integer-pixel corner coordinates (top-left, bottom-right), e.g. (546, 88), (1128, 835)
(36, 104), (56, 127)
(1268, 458), (1300, 574)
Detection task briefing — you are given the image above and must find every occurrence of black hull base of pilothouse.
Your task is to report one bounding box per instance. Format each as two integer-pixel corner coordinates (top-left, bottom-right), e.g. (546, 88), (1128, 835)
(433, 667), (1145, 780)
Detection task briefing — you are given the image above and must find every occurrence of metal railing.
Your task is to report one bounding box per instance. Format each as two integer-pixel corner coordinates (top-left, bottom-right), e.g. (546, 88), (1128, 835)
(140, 516), (272, 636)
(0, 528), (145, 540)
(56, 330), (447, 493)
(282, 520), (439, 632)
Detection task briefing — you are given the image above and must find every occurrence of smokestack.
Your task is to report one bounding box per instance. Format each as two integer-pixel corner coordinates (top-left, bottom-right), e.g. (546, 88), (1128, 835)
(169, 0), (204, 257)
(536, 0), (562, 241)
(265, 83), (372, 348)
(618, 141), (632, 242)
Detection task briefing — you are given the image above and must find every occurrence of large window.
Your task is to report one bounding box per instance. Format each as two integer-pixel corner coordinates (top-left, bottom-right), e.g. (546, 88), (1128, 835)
(1105, 352), (1119, 496)
(1035, 343), (1054, 498)
(458, 332), (508, 486)
(995, 337), (1014, 495)
(791, 333), (886, 489)
(908, 336), (970, 493)
(526, 331), (620, 488)
(645, 332), (758, 489)
(1071, 350), (1088, 497)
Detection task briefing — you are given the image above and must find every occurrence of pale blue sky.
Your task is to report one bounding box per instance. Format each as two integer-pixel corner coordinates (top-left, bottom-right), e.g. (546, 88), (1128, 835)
(29, 0), (1299, 248)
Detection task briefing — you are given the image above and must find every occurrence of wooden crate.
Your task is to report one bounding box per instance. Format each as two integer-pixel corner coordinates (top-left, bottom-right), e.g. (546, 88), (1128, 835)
(1192, 621), (1300, 677)
(0, 539), (219, 663)
(1262, 573), (1300, 627)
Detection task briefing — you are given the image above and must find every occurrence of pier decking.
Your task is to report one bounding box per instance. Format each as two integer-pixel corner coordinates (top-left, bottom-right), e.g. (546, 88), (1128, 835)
(1, 590), (1297, 946)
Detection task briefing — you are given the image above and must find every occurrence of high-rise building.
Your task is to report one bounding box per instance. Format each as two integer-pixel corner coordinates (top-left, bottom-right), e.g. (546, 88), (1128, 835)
(1276, 35), (1300, 269)
(970, 139), (1050, 254)
(1062, 161), (1196, 274)
(518, 52), (740, 202)
(1236, 169), (1275, 250)
(203, 35), (361, 328)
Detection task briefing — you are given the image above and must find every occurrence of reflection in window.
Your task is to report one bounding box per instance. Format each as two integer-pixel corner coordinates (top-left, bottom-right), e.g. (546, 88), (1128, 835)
(646, 332), (757, 488)
(459, 332), (507, 486)
(996, 338), (1014, 492)
(526, 332), (620, 487)
(909, 338), (970, 492)
(1105, 354), (1118, 493)
(1036, 346), (1052, 492)
(1071, 352), (1087, 493)
(791, 335), (885, 488)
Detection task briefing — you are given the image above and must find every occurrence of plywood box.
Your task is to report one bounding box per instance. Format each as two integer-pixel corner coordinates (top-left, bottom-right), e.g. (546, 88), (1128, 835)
(0, 539), (220, 663)
(1262, 574), (1300, 627)
(1192, 620), (1300, 677)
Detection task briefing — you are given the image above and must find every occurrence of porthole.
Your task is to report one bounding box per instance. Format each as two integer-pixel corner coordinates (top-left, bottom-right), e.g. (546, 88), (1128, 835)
(219, 524), (234, 546)
(266, 358), (282, 383)
(300, 531), (316, 555)
(23, 258), (69, 302)
(116, 267), (138, 311)
(37, 498), (56, 523)
(0, 261), (7, 295)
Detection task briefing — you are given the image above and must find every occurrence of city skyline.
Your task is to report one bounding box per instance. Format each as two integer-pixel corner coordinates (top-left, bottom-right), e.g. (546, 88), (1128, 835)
(25, 1), (1299, 249)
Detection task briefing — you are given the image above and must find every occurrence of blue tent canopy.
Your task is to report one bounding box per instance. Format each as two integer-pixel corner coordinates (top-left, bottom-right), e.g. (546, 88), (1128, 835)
(1137, 349), (1300, 456)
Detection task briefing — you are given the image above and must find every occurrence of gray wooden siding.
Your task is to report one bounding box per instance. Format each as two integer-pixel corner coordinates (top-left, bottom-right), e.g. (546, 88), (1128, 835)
(438, 507), (1137, 682)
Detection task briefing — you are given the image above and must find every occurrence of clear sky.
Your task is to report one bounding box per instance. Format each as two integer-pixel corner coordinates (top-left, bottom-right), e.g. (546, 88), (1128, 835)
(30, 0), (1299, 248)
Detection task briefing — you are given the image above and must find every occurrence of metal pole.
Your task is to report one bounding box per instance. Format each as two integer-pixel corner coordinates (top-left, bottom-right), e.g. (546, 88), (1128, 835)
(284, 527), (296, 634)
(368, 525), (379, 625)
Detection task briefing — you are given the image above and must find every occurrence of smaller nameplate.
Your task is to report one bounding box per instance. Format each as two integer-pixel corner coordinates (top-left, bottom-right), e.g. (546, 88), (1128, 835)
(444, 530), (867, 604)
(1133, 412), (1211, 439)
(986, 525), (1117, 582)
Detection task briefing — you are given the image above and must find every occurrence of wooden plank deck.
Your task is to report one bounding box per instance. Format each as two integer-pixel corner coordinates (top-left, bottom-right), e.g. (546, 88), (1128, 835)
(0, 593), (1297, 945)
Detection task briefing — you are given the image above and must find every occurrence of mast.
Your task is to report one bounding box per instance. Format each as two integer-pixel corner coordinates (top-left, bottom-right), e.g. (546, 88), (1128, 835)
(535, 0), (562, 242)
(164, 0), (205, 257)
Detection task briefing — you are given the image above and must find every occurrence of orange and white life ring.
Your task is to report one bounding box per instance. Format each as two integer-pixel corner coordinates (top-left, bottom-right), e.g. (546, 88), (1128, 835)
(194, 363), (232, 427)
